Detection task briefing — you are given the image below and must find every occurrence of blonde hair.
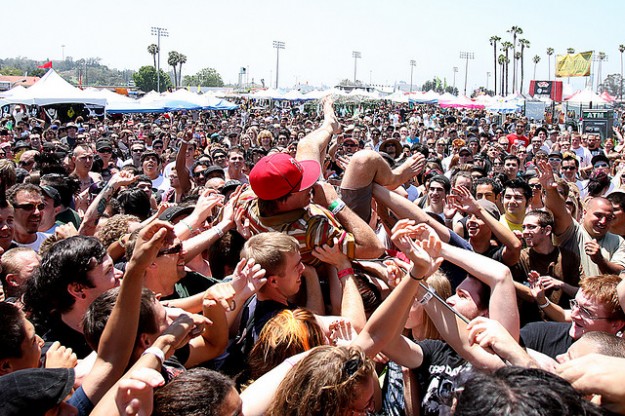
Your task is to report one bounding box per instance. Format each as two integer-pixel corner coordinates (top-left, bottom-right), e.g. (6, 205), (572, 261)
(241, 232), (298, 276)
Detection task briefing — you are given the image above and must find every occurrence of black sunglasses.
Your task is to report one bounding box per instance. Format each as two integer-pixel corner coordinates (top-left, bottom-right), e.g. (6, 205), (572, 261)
(14, 203), (45, 211)
(157, 243), (182, 257)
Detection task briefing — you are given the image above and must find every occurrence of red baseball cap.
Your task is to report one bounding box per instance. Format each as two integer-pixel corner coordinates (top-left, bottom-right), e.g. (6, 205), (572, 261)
(250, 153), (321, 200)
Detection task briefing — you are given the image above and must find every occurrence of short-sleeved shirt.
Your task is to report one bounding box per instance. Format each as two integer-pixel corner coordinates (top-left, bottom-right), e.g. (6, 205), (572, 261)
(554, 220), (625, 278)
(520, 321), (573, 358)
(414, 339), (472, 416)
(242, 192), (356, 266)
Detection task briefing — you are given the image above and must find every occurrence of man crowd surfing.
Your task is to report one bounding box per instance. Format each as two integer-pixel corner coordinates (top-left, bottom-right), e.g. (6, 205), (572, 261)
(2, 95), (625, 415)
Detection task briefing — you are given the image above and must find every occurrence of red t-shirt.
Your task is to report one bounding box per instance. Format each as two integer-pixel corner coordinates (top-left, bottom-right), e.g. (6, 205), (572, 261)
(506, 133), (529, 151)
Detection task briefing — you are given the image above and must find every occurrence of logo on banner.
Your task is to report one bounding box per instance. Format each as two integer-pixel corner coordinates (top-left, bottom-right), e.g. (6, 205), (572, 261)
(556, 52), (593, 78)
(535, 81), (553, 95)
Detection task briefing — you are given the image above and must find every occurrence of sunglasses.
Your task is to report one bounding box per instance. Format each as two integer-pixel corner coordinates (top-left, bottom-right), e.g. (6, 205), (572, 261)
(14, 203), (45, 211)
(132, 149), (144, 153)
(98, 148), (112, 153)
(594, 163), (609, 168)
(153, 146), (163, 150)
(157, 243), (182, 257)
(529, 183), (542, 190)
(548, 158), (562, 162)
(561, 166), (576, 171)
(194, 170), (208, 178)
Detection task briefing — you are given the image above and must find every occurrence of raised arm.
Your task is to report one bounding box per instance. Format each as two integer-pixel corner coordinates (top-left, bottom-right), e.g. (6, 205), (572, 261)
(79, 171), (136, 236)
(82, 221), (173, 405)
(536, 160), (572, 236)
(440, 241), (520, 340)
(451, 185), (522, 266)
(175, 132), (193, 195)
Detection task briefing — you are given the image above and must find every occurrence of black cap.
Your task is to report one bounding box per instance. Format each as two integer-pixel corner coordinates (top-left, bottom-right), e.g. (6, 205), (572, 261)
(591, 154), (610, 167)
(13, 140), (31, 150)
(41, 185), (62, 206)
(0, 368), (75, 416)
(158, 205), (195, 223)
(222, 179), (242, 195)
(204, 165), (225, 179)
(96, 140), (113, 152)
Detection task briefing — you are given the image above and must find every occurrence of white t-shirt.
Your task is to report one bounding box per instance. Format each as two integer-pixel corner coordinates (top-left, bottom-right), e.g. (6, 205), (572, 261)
(13, 232), (48, 252)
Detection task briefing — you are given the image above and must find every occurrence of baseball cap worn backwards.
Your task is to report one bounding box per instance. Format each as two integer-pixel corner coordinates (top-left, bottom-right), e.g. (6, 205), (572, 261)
(249, 153), (321, 200)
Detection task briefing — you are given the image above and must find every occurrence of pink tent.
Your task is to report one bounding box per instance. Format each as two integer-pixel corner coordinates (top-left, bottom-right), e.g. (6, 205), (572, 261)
(600, 91), (616, 103)
(439, 95), (485, 109)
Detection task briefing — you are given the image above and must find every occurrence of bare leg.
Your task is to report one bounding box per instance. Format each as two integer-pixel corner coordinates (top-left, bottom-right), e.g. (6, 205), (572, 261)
(296, 96), (339, 168)
(341, 150), (425, 190)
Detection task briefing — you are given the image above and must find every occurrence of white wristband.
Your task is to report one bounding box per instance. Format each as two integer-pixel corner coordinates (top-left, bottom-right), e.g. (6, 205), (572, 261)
(142, 346), (165, 365)
(538, 299), (551, 309)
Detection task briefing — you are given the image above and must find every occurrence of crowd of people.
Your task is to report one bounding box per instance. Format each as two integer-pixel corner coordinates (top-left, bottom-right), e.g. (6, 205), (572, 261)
(2, 95), (625, 415)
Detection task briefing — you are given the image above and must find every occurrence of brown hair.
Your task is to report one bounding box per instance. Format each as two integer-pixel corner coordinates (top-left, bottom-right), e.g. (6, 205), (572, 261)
(580, 275), (625, 320)
(266, 345), (375, 416)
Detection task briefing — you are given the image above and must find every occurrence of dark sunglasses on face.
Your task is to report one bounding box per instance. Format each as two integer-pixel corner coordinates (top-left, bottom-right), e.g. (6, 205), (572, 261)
(14, 203), (45, 211)
(194, 170), (208, 178)
(98, 148), (112, 154)
(153, 146), (163, 150)
(132, 148), (144, 153)
(157, 243), (182, 257)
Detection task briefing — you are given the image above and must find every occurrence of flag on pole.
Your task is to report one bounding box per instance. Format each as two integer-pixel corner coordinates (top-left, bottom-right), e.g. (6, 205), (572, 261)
(38, 61), (53, 69)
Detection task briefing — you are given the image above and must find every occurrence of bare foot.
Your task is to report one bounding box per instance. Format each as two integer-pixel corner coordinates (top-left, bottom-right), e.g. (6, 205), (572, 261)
(392, 153), (426, 185)
(320, 95), (340, 134)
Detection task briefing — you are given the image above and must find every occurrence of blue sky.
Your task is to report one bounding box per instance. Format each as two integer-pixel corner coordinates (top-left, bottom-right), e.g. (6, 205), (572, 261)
(5, 0), (623, 92)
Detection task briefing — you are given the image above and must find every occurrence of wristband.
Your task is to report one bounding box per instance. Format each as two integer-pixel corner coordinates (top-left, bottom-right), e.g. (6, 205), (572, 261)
(329, 199), (346, 216)
(538, 299), (551, 309)
(337, 267), (354, 280)
(409, 270), (424, 281)
(180, 220), (194, 232)
(142, 346), (165, 365)
(214, 224), (225, 238)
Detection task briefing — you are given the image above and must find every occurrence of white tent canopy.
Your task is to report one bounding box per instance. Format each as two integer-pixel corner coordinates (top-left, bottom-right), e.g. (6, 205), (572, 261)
(3, 69), (106, 106)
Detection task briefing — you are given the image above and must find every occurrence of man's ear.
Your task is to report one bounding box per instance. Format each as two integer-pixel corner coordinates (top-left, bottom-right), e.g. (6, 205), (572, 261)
(0, 359), (13, 376)
(67, 282), (84, 300)
(138, 333), (152, 351)
(544, 225), (553, 236)
(5, 274), (19, 288)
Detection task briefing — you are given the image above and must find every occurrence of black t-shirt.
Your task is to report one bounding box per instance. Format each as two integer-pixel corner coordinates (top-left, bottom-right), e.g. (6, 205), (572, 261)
(42, 317), (92, 359)
(520, 321), (574, 358)
(161, 271), (220, 301)
(414, 340), (472, 416)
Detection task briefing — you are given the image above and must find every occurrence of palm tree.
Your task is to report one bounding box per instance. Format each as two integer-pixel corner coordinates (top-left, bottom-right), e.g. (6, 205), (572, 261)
(546, 47), (554, 80)
(498, 54), (506, 95)
(518, 38), (530, 94)
(168, 51), (180, 88)
(147, 44), (158, 69)
(177, 53), (187, 87)
(619, 44), (625, 100)
(501, 41), (513, 95)
(507, 26), (523, 91)
(567, 48), (575, 54)
(532, 55), (541, 81)
(490, 36), (501, 95)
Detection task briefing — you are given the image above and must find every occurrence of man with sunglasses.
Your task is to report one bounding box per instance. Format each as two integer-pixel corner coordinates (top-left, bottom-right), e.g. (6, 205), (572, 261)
(6, 183), (47, 251)
(537, 160), (625, 278)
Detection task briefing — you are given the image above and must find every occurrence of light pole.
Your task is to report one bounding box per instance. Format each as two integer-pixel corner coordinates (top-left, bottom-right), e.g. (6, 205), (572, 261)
(151, 26), (169, 93)
(460, 51), (474, 96)
(486, 72), (491, 92)
(273, 41), (285, 89)
(410, 60), (416, 92)
(452, 67), (458, 90)
(352, 51), (361, 84)
(61, 45), (66, 61)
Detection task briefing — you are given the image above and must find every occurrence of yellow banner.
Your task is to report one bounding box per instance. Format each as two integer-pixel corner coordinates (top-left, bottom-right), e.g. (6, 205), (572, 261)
(555, 51), (593, 77)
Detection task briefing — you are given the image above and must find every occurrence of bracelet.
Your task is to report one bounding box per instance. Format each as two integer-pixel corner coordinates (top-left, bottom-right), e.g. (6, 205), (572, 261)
(329, 199), (346, 216)
(214, 224), (225, 238)
(538, 299), (551, 309)
(142, 346), (165, 365)
(409, 271), (424, 281)
(337, 267), (354, 280)
(180, 220), (194, 232)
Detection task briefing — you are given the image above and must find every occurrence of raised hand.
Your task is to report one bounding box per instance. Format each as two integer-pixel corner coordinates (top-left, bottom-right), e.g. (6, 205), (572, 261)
(450, 185), (480, 215)
(231, 258), (267, 295)
(528, 270), (547, 304)
(234, 206), (252, 239)
(203, 282), (237, 312)
(535, 159), (557, 190)
(115, 368), (165, 416)
(312, 238), (350, 268)
(131, 220), (175, 269)
(45, 341), (77, 369)
(329, 319), (355, 347)
(195, 188), (225, 220)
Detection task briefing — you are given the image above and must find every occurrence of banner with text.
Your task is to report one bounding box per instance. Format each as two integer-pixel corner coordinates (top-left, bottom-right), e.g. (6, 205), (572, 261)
(555, 51), (592, 77)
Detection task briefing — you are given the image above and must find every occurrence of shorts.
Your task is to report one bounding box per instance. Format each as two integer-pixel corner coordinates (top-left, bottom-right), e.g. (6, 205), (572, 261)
(340, 182), (374, 224)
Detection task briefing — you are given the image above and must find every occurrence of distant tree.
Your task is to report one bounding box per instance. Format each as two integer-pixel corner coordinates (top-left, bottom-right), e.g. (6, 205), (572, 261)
(508, 26), (523, 91)
(183, 67), (224, 87)
(490, 35), (501, 95)
(30, 68), (45, 78)
(599, 74), (622, 96)
(147, 44), (158, 69)
(532, 55), (541, 80)
(168, 51), (180, 88)
(133, 65), (172, 92)
(501, 42), (513, 95)
(0, 67), (23, 76)
(421, 78), (457, 95)
(619, 44), (625, 100)
(567, 48), (575, 54)
(498, 54), (506, 94)
(518, 38), (530, 94)
(177, 53), (187, 87)
(546, 47), (554, 80)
